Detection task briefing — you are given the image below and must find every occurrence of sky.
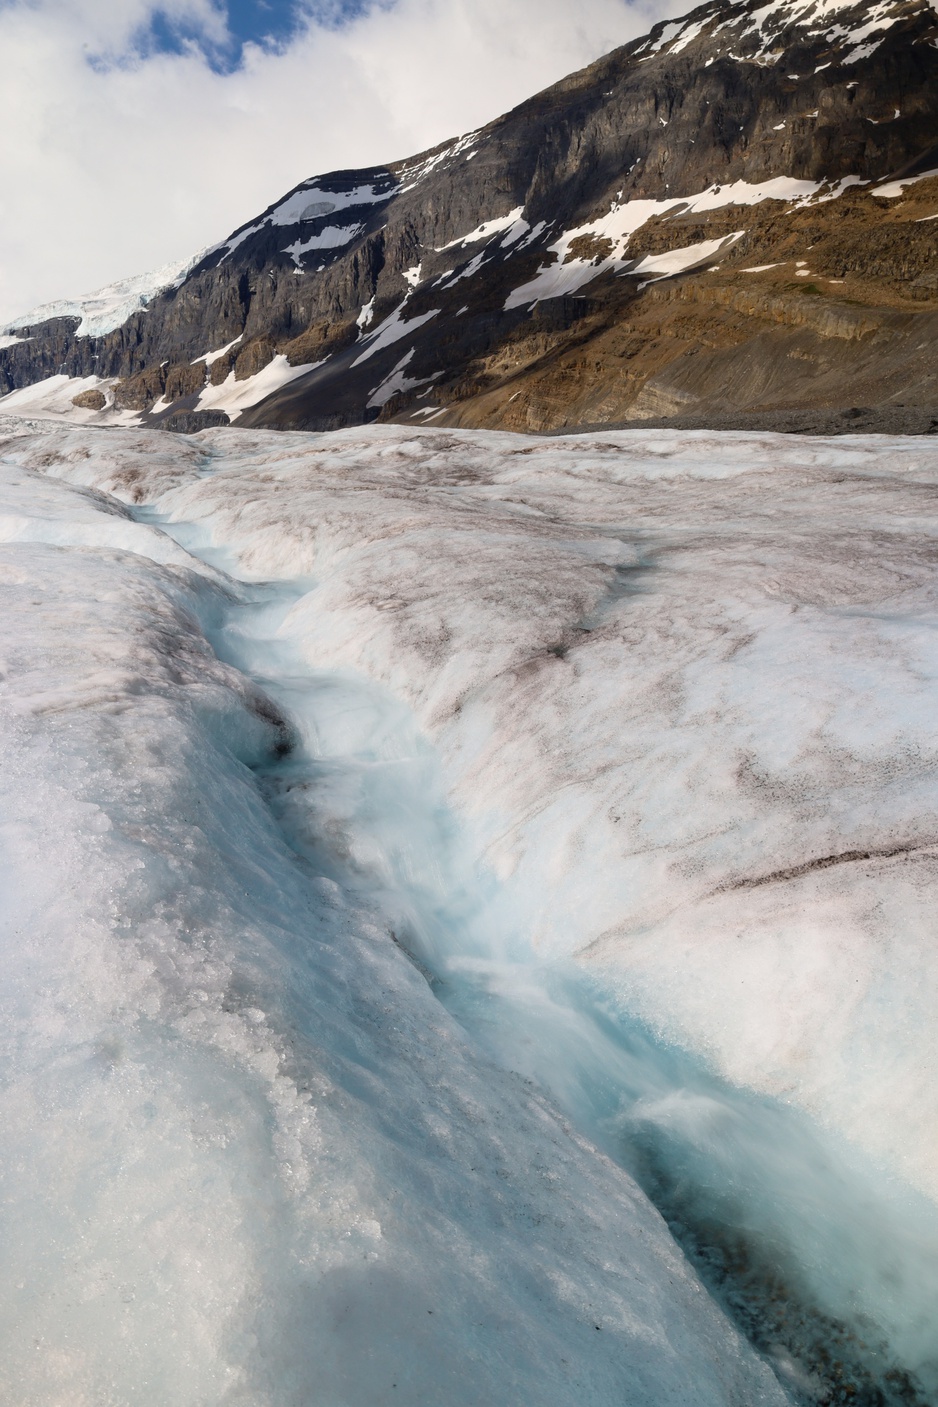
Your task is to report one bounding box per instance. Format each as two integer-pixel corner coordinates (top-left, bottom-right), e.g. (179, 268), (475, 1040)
(0, 0), (684, 325)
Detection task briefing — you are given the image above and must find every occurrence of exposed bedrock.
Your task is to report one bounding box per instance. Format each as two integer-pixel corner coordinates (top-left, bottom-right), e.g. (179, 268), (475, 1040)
(2, 0), (937, 430)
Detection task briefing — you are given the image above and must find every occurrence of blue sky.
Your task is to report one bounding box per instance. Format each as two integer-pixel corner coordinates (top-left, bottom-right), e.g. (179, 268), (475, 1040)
(143, 1), (305, 69)
(141, 1), (369, 70)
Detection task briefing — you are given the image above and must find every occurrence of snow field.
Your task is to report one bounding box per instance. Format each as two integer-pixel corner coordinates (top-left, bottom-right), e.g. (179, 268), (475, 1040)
(0, 373), (142, 427)
(0, 439), (785, 1403)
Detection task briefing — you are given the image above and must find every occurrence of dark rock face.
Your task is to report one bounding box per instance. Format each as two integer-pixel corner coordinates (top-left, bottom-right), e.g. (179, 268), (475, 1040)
(161, 410), (230, 434)
(2, 0), (937, 431)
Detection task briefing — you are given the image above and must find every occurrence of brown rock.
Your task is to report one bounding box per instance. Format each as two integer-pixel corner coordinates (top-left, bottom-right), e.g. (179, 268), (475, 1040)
(280, 317), (358, 366)
(112, 365), (166, 410)
(234, 338), (275, 380)
(71, 389), (106, 411)
(210, 353), (237, 385)
(164, 362), (206, 400)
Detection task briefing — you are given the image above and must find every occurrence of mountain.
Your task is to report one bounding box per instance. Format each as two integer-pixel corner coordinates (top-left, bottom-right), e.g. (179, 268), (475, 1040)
(2, 0), (938, 435)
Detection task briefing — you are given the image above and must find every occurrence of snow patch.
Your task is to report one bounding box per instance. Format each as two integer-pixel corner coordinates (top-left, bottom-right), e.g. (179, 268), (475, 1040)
(437, 207), (526, 251)
(440, 250), (488, 288)
(192, 335), (242, 367)
(505, 178), (820, 309)
(283, 225), (364, 268)
(631, 232), (745, 283)
(873, 167), (938, 198)
(843, 38), (882, 61)
(668, 16), (708, 52)
(366, 349), (443, 409)
(351, 304), (440, 367)
(211, 182), (394, 264)
(637, 18), (684, 56)
(0, 374), (138, 426)
(810, 174), (869, 203)
(270, 182), (390, 227)
(398, 130), (481, 192)
(192, 355), (321, 422)
(499, 216), (532, 248)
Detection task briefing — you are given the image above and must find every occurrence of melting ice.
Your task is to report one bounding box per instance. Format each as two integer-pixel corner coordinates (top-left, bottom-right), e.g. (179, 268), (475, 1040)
(3, 416), (938, 1403)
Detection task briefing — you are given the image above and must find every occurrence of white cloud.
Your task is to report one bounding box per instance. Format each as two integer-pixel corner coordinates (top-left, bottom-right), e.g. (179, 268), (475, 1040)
(0, 0), (682, 325)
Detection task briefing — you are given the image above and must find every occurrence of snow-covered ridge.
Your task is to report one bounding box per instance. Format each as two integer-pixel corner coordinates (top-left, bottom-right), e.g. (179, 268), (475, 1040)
(3, 129), (488, 328)
(635, 0), (929, 66)
(0, 140), (475, 341)
(397, 129), (481, 193)
(0, 249), (209, 339)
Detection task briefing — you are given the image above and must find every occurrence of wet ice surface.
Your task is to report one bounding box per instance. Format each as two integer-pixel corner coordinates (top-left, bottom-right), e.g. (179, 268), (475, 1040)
(3, 418), (938, 1403)
(0, 431), (785, 1406)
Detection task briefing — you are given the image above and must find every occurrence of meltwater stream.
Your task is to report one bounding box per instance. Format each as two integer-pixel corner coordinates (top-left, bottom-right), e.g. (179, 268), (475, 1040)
(146, 507), (938, 1407)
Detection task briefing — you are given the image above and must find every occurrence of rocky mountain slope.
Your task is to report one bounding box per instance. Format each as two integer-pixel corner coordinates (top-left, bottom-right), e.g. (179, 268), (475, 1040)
(2, 0), (937, 434)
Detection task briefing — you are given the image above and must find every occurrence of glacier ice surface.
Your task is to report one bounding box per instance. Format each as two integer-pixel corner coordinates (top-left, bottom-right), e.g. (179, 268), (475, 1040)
(6, 417), (938, 1401)
(0, 425), (787, 1404)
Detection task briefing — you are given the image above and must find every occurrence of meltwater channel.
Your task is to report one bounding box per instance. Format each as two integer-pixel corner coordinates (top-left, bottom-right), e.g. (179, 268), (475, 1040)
(140, 502), (938, 1407)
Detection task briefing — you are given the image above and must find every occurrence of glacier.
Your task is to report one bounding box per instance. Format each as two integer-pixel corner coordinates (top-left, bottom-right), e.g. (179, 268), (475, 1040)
(3, 415), (938, 1403)
(0, 251), (208, 340)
